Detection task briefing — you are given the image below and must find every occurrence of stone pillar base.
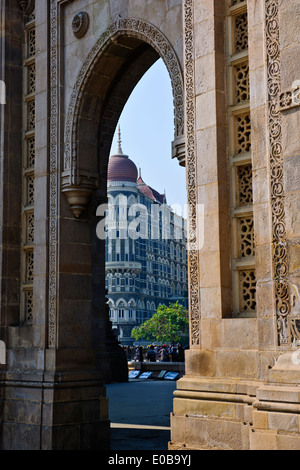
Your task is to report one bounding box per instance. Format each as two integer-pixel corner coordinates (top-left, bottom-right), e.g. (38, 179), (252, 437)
(0, 370), (110, 450)
(170, 351), (300, 450)
(250, 352), (300, 450)
(169, 375), (260, 450)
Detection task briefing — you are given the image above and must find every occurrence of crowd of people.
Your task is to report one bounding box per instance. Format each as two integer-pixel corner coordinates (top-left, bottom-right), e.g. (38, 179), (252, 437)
(122, 344), (186, 363)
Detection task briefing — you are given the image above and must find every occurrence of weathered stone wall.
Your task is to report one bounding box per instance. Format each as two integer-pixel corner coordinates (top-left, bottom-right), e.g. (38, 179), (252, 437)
(63, 0), (183, 108)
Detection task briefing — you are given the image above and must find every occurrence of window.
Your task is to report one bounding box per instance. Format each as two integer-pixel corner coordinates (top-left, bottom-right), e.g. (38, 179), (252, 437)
(227, 0), (256, 317)
(118, 308), (125, 319)
(21, 11), (36, 325)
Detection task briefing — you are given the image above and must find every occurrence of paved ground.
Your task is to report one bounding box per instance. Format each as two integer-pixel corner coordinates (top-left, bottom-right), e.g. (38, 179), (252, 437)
(106, 380), (177, 451)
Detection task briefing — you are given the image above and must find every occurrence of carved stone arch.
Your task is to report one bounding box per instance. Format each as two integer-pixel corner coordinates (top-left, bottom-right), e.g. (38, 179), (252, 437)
(116, 298), (127, 308)
(16, 0), (35, 15)
(128, 194), (137, 206)
(63, 18), (185, 217)
(128, 298), (136, 307)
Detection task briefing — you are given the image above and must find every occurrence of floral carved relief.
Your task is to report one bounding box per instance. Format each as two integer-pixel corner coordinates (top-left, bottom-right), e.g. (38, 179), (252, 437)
(266, 0), (291, 346)
(49, 0), (59, 347)
(184, 0), (200, 347)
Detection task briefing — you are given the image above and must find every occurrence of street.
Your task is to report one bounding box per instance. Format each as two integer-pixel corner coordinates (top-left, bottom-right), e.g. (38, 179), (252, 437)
(106, 380), (177, 451)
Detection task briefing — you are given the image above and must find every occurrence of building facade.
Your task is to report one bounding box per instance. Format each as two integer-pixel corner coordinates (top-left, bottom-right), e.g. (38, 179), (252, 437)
(0, 0), (300, 451)
(105, 133), (188, 344)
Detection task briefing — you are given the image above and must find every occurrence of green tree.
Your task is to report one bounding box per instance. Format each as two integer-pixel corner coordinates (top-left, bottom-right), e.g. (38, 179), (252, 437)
(131, 302), (189, 345)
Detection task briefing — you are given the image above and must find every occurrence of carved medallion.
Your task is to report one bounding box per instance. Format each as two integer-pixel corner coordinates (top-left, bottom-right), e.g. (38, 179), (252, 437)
(72, 12), (90, 39)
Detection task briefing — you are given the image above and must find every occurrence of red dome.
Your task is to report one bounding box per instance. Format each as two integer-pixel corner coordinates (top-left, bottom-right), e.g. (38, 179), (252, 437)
(108, 153), (138, 184)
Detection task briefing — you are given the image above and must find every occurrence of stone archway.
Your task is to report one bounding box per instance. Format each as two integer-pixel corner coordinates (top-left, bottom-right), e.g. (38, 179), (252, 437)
(57, 18), (186, 381)
(62, 18), (185, 218)
(0, 0), (186, 450)
(57, 16), (185, 448)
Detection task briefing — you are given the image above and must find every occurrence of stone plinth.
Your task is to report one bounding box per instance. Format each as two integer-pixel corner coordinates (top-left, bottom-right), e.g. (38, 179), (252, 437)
(0, 368), (109, 450)
(250, 352), (300, 450)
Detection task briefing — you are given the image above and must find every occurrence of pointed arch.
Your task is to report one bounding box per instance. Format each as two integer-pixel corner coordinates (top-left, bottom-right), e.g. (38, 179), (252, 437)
(62, 18), (185, 217)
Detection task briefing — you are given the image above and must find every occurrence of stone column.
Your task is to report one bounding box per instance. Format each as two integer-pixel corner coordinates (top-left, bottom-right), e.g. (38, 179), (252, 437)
(0, 0), (112, 450)
(0, 0), (23, 356)
(249, 0), (300, 450)
(171, 0), (265, 451)
(170, 0), (300, 451)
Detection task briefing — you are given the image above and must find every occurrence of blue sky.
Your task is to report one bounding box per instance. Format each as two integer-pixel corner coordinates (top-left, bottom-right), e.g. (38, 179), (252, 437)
(111, 58), (187, 210)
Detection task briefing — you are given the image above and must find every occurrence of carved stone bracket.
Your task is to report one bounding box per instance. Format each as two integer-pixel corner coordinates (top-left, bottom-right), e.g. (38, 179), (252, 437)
(172, 135), (186, 167)
(62, 170), (98, 218)
(62, 185), (94, 219)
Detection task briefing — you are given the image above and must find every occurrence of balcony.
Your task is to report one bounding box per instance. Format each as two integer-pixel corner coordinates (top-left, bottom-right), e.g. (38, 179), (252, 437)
(106, 261), (142, 273)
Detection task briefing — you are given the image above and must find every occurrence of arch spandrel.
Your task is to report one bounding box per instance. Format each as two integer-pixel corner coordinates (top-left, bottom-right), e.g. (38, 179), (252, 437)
(62, 18), (185, 218)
